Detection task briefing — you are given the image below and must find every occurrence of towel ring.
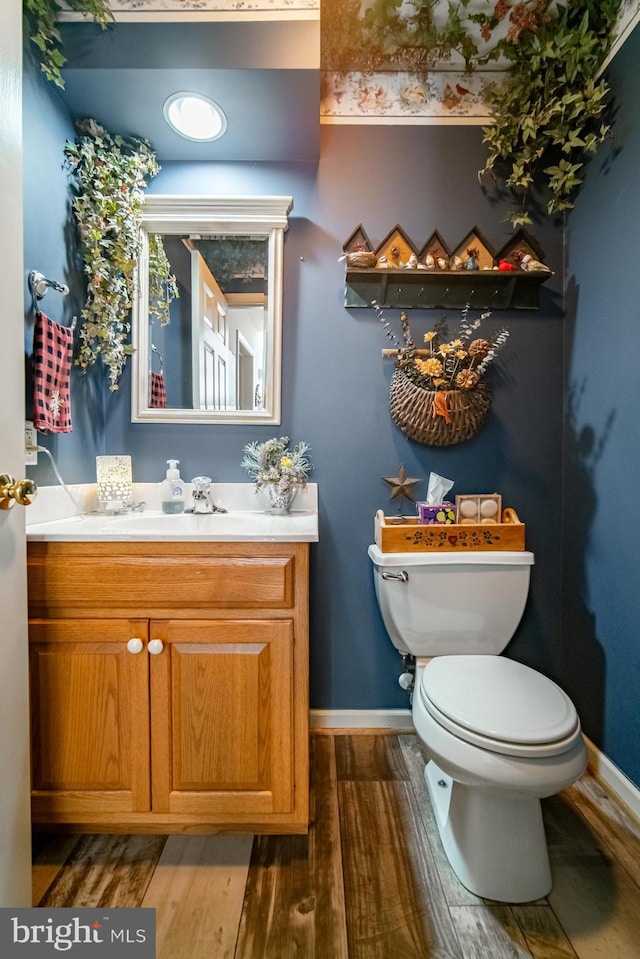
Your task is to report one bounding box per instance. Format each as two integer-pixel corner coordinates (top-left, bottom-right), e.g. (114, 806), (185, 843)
(29, 270), (75, 328)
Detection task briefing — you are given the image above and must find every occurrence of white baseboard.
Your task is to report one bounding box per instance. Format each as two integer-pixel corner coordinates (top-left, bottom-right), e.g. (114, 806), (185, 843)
(310, 708), (414, 730)
(584, 736), (640, 821)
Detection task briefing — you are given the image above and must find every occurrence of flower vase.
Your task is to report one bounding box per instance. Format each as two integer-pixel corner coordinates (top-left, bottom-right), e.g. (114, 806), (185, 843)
(267, 482), (296, 514)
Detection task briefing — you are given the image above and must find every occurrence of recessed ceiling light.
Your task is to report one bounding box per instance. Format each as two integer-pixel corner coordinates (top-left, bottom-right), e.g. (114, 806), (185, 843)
(163, 92), (227, 142)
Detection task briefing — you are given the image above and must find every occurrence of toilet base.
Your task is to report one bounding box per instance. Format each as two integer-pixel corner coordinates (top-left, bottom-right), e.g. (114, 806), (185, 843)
(425, 760), (552, 902)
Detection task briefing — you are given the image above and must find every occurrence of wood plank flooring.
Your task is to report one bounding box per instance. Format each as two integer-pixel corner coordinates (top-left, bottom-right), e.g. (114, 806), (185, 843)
(32, 732), (640, 958)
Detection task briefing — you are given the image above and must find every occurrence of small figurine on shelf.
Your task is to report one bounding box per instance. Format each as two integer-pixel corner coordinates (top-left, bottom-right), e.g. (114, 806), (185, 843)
(388, 245), (405, 269)
(405, 252), (419, 269)
(520, 253), (552, 273)
(450, 255), (464, 270)
(437, 254), (449, 270)
(498, 257), (518, 271)
(465, 246), (479, 270)
(423, 250), (436, 269)
(344, 242), (377, 268)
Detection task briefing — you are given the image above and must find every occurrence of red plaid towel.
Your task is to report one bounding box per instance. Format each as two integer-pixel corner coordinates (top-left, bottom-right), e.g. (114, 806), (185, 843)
(32, 310), (73, 433)
(150, 371), (167, 408)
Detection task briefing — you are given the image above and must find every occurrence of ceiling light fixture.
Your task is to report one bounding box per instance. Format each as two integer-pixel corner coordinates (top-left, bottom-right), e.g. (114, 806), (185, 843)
(163, 92), (227, 142)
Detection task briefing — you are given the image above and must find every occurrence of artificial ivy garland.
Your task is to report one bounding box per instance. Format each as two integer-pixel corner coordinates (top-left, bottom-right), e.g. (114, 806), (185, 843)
(23, 0), (114, 89)
(477, 0), (622, 226)
(148, 234), (179, 329)
(64, 119), (174, 390)
(323, 0), (623, 226)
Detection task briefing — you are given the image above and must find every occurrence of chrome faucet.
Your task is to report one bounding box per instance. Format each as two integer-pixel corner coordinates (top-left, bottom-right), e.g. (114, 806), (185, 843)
(186, 476), (227, 514)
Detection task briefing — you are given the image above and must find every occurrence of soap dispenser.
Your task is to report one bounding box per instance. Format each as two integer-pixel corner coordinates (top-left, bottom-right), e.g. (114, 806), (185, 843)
(161, 459), (185, 514)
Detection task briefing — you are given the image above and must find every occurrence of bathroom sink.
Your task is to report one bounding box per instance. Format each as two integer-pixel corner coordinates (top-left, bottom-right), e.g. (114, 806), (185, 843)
(108, 511), (260, 533)
(26, 508), (319, 542)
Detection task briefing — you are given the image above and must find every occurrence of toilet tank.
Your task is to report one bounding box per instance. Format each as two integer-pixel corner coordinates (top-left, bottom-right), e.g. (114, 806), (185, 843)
(368, 544), (534, 656)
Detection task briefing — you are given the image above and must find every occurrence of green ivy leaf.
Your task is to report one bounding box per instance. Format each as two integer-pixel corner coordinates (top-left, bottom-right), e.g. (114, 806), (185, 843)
(24, 0), (113, 90)
(64, 119), (170, 388)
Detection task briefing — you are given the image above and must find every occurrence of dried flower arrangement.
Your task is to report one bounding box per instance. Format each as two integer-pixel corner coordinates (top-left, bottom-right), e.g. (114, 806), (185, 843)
(378, 303), (509, 392)
(377, 302), (510, 446)
(241, 436), (313, 494)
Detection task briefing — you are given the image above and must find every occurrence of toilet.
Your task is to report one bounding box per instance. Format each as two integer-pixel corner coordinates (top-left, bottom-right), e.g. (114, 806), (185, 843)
(368, 544), (586, 903)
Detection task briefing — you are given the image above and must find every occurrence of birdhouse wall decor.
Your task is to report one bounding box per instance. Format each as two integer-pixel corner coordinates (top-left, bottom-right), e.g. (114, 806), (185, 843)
(375, 225), (415, 269)
(418, 231), (450, 268)
(495, 228), (545, 267)
(343, 225), (552, 310)
(449, 228), (495, 272)
(343, 225), (377, 268)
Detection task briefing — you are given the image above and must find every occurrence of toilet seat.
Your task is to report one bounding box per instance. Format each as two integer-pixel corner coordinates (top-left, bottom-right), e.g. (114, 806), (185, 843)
(420, 656), (582, 759)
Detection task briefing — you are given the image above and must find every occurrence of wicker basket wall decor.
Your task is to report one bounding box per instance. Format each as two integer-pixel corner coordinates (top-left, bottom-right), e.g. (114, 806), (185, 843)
(389, 368), (492, 446)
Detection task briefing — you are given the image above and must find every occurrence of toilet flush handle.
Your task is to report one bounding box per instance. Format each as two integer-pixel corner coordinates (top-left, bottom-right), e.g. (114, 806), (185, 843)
(381, 570), (409, 582)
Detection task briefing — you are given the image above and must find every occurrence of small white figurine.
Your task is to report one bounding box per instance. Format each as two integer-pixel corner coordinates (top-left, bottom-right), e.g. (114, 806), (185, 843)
(520, 254), (552, 273)
(424, 252), (436, 269)
(405, 253), (419, 270)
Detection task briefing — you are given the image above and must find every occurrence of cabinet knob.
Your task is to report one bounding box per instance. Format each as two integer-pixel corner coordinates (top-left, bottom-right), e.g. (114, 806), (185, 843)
(148, 639), (164, 655)
(127, 637), (144, 654)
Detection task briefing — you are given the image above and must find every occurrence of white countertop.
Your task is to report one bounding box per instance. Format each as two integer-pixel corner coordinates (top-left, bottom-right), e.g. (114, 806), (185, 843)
(26, 483), (319, 543)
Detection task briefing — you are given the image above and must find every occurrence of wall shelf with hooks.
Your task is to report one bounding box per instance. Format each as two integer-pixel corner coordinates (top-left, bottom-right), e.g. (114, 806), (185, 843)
(342, 224), (551, 310)
(344, 267), (550, 310)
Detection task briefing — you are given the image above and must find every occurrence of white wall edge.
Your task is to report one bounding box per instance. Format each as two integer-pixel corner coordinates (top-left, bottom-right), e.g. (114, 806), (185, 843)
(310, 709), (414, 730)
(599, 5), (640, 76)
(584, 736), (640, 821)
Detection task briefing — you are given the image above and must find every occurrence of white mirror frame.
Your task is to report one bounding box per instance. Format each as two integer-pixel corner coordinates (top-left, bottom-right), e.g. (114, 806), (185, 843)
(131, 194), (292, 424)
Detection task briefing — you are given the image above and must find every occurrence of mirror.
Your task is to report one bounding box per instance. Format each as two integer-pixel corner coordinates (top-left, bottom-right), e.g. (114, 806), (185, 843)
(131, 195), (292, 424)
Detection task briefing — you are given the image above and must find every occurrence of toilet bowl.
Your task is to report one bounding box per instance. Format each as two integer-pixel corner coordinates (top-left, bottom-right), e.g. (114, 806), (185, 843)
(368, 544), (587, 902)
(415, 655), (586, 901)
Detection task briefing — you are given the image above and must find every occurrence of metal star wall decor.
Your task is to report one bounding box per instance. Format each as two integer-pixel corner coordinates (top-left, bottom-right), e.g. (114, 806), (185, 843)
(383, 464), (422, 507)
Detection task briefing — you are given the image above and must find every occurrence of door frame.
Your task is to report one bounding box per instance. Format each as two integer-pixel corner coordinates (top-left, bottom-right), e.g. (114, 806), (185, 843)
(0, 0), (33, 906)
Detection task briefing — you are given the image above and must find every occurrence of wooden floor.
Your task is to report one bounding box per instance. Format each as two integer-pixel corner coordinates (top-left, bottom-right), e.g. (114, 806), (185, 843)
(33, 732), (640, 958)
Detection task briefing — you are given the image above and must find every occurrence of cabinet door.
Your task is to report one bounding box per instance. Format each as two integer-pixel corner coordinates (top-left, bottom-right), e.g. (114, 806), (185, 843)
(29, 619), (150, 822)
(150, 619), (294, 817)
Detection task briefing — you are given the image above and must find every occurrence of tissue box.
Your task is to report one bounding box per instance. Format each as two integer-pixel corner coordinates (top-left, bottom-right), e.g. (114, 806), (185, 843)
(417, 501), (457, 525)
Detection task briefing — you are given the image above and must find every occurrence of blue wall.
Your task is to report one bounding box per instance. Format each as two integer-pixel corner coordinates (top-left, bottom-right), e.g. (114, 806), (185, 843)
(25, 51), (588, 748)
(563, 24), (640, 785)
(23, 65), (106, 469)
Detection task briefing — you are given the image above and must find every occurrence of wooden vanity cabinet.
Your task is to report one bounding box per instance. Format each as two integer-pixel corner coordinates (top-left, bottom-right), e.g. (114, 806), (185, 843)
(27, 541), (309, 834)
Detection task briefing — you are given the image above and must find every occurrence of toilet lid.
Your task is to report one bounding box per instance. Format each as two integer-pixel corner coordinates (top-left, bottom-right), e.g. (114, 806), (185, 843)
(420, 656), (581, 758)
